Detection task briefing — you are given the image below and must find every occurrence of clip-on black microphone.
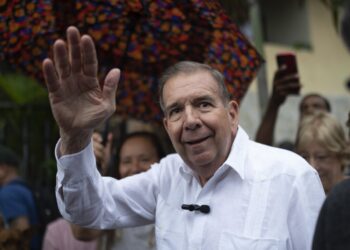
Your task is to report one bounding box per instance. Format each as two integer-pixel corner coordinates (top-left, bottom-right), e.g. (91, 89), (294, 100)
(181, 204), (210, 214)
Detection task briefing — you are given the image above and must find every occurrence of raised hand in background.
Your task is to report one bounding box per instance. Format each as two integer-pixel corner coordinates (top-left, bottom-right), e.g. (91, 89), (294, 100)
(255, 66), (301, 145)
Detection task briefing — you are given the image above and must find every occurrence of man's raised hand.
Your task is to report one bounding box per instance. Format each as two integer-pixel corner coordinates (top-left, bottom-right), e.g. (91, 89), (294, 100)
(42, 26), (120, 155)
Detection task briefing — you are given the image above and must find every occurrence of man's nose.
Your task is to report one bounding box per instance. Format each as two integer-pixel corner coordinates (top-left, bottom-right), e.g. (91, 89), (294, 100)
(183, 106), (201, 130)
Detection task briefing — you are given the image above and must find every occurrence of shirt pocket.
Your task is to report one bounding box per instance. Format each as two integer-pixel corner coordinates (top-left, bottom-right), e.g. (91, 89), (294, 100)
(155, 225), (184, 250)
(155, 195), (185, 249)
(219, 231), (280, 250)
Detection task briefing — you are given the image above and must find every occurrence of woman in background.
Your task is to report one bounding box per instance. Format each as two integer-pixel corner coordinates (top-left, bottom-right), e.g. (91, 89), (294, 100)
(72, 131), (165, 250)
(295, 111), (349, 194)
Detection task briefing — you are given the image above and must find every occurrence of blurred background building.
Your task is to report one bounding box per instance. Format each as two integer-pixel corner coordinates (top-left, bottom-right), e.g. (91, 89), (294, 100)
(235, 0), (350, 144)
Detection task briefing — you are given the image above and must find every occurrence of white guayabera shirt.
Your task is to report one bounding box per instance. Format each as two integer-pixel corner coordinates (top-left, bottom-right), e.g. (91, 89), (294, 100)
(56, 127), (325, 250)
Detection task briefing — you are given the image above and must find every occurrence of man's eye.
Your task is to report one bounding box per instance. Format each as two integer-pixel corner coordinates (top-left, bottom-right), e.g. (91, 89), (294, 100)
(199, 102), (211, 109)
(169, 108), (181, 116)
(167, 107), (183, 121)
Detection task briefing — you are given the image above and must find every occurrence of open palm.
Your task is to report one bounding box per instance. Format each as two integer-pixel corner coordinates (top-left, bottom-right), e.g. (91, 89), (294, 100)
(43, 27), (120, 153)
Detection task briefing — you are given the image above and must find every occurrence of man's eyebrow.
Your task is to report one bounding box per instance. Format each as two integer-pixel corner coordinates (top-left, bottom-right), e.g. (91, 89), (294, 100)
(193, 95), (215, 103)
(165, 102), (180, 112)
(165, 95), (215, 110)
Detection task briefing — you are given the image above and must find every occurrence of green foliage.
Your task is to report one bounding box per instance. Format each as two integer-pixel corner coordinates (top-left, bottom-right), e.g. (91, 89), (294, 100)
(0, 74), (48, 105)
(0, 73), (58, 186)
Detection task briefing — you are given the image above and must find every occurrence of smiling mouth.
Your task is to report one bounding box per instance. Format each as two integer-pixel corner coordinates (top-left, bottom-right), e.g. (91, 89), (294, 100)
(185, 136), (210, 145)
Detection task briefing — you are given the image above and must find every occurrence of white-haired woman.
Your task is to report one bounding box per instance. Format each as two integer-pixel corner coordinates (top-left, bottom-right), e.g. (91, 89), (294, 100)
(295, 111), (349, 194)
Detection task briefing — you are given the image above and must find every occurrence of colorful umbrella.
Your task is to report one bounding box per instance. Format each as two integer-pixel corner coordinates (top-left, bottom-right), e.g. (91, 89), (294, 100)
(0, 1), (57, 80)
(0, 0), (263, 122)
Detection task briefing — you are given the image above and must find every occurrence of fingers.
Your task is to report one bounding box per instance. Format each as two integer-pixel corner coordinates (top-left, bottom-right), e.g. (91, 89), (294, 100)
(42, 59), (59, 93)
(101, 133), (113, 175)
(103, 69), (120, 104)
(92, 132), (103, 143)
(67, 26), (82, 73)
(274, 66), (299, 81)
(81, 35), (98, 77)
(92, 133), (104, 160)
(105, 133), (114, 152)
(274, 65), (287, 80)
(273, 66), (300, 89)
(51, 26), (98, 79)
(275, 82), (301, 96)
(53, 39), (71, 79)
(53, 26), (96, 78)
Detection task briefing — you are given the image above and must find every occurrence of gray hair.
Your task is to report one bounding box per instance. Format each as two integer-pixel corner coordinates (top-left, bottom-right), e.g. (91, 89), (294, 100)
(158, 61), (231, 111)
(295, 111), (349, 170)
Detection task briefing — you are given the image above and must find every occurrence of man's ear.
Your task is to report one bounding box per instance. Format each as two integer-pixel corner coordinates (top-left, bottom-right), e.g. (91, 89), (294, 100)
(163, 117), (169, 133)
(228, 100), (239, 129)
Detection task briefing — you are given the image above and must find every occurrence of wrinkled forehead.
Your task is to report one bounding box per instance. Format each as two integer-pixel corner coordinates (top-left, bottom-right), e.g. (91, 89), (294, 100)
(163, 72), (222, 104)
(164, 70), (216, 87)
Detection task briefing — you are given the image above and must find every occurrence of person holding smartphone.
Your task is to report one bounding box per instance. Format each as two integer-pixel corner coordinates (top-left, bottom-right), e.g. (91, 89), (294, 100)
(255, 53), (331, 147)
(255, 53), (301, 146)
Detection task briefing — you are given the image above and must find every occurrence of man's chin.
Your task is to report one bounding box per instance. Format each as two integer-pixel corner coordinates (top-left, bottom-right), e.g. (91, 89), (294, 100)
(186, 153), (215, 169)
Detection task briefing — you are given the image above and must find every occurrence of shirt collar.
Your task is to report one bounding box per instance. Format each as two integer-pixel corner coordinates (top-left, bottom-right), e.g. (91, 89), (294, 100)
(223, 126), (249, 180)
(179, 125), (249, 181)
(179, 161), (197, 182)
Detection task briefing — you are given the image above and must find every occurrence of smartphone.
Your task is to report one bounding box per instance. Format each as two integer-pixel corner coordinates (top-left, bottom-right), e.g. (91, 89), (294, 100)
(276, 53), (298, 75)
(276, 52), (300, 95)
